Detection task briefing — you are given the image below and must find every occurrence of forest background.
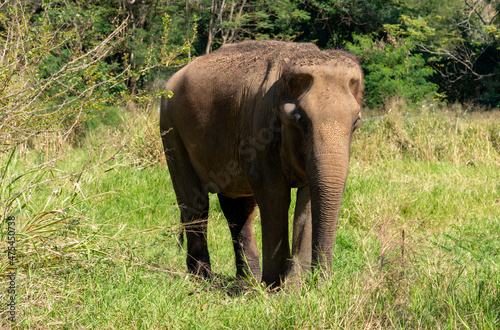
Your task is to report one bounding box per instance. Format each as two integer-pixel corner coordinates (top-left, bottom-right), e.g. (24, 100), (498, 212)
(14, 0), (500, 107)
(1, 0), (500, 328)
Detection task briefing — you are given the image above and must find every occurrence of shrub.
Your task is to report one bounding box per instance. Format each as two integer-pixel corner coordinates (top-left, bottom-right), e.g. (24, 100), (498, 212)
(346, 29), (440, 108)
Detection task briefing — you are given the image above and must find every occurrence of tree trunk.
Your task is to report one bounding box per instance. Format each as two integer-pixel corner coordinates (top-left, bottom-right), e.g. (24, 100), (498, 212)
(206, 0), (218, 54)
(127, 0), (150, 94)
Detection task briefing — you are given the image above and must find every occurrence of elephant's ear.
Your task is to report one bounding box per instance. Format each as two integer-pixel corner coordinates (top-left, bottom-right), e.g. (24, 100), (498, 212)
(284, 72), (314, 100)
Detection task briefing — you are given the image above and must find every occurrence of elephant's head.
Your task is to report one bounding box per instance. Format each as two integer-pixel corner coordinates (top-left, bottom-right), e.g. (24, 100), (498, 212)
(279, 53), (363, 270)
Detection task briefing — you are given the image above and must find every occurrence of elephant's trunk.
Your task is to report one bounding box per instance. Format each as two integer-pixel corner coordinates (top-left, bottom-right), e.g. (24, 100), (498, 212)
(307, 121), (351, 270)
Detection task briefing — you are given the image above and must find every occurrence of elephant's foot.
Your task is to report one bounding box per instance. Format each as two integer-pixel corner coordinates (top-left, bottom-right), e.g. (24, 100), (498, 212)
(187, 257), (212, 279)
(235, 262), (262, 283)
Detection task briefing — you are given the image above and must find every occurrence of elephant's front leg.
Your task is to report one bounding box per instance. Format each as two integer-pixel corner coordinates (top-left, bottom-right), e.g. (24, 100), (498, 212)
(290, 186), (312, 276)
(252, 178), (292, 286)
(289, 186), (312, 275)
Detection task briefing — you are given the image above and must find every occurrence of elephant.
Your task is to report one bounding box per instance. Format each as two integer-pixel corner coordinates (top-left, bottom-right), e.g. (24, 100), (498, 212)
(160, 40), (363, 286)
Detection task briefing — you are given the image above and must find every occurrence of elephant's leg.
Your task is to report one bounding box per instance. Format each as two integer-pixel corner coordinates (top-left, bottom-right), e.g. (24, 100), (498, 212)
(163, 136), (212, 278)
(290, 186), (312, 275)
(218, 194), (261, 280)
(252, 179), (291, 286)
(181, 202), (211, 278)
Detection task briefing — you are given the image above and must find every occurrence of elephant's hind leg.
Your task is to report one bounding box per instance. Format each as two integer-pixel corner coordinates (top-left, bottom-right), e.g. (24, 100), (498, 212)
(163, 135), (212, 278)
(182, 203), (211, 278)
(218, 194), (261, 280)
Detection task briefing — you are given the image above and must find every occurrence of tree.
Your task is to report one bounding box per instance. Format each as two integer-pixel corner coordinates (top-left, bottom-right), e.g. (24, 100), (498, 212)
(0, 0), (191, 217)
(296, 0), (403, 48)
(346, 25), (440, 107)
(205, 0), (247, 53)
(0, 2), (129, 155)
(403, 0), (500, 105)
(201, 0), (310, 53)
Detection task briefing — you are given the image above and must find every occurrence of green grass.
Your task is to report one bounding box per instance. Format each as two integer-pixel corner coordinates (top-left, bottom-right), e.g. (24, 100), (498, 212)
(1, 104), (500, 328)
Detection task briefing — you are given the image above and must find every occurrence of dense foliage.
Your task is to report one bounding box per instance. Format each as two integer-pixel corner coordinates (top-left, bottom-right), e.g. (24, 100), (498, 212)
(2, 0), (499, 107)
(346, 29), (439, 107)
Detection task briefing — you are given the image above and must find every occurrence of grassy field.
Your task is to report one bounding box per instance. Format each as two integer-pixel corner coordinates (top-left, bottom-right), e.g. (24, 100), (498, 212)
(1, 103), (500, 328)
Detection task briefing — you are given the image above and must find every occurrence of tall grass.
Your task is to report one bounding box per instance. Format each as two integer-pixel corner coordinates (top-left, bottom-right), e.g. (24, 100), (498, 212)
(1, 102), (499, 328)
(355, 101), (500, 165)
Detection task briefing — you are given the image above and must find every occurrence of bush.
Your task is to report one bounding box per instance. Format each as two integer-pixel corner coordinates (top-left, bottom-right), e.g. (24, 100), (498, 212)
(346, 30), (440, 108)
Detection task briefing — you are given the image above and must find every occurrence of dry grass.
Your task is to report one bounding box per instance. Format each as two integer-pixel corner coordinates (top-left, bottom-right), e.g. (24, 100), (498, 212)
(356, 100), (500, 166)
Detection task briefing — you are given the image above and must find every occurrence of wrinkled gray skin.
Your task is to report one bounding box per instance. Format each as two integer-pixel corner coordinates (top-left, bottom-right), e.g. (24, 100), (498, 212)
(160, 40), (363, 286)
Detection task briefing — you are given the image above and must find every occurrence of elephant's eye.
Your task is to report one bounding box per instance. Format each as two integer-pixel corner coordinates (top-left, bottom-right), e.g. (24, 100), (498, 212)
(292, 110), (309, 133)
